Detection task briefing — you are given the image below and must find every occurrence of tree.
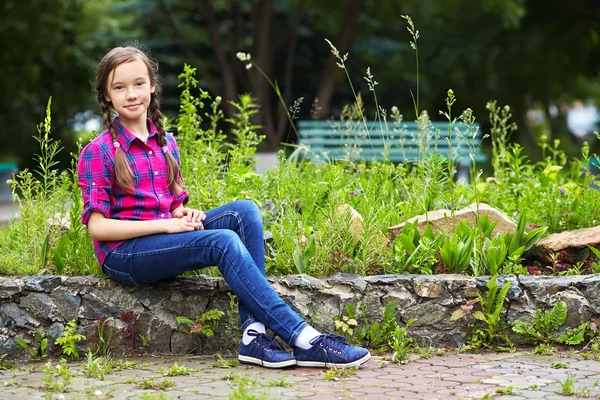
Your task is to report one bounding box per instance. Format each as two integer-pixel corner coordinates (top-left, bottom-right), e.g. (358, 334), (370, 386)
(0, 0), (115, 169)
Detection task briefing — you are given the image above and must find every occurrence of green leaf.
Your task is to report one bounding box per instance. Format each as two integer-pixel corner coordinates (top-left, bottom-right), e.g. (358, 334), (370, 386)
(450, 309), (466, 321)
(549, 302), (567, 331)
(472, 311), (486, 321)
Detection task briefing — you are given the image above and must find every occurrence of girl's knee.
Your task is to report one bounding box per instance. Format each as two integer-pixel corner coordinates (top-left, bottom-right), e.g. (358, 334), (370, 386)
(231, 200), (261, 221)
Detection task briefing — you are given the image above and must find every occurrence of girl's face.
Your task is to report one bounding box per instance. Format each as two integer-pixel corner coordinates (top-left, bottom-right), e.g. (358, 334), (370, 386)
(105, 58), (155, 127)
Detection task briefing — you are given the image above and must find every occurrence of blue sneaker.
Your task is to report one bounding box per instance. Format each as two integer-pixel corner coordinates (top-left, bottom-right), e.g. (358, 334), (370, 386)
(238, 330), (296, 368)
(293, 334), (371, 368)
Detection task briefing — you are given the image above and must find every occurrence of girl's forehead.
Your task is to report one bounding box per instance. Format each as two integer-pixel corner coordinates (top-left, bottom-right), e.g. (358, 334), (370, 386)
(109, 58), (150, 82)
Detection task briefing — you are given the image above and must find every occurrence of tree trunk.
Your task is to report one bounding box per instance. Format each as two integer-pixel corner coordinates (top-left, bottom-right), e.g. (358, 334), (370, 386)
(315, 0), (366, 119)
(196, 0), (238, 117)
(274, 15), (301, 145)
(250, 0), (275, 148)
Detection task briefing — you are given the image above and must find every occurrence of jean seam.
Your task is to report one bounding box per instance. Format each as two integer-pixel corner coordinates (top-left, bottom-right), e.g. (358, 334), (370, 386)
(103, 264), (138, 285)
(204, 211), (246, 247)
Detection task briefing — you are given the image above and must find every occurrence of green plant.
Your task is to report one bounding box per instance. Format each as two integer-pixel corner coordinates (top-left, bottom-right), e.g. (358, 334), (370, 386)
(14, 328), (48, 360)
(139, 334), (150, 349)
(139, 393), (171, 400)
(511, 301), (589, 354)
(163, 362), (193, 376)
(293, 232), (316, 274)
(176, 309), (225, 338)
(214, 354), (239, 368)
(495, 385), (514, 395)
(82, 350), (113, 380)
(266, 378), (293, 388)
(54, 320), (86, 359)
(226, 373), (275, 400)
(92, 317), (114, 357)
(0, 354), (15, 370)
(334, 305), (359, 336)
(453, 275), (514, 351)
(551, 362), (569, 369)
(323, 367), (358, 381)
(339, 301), (399, 353)
(390, 318), (416, 364)
(42, 358), (72, 393)
(137, 378), (176, 391)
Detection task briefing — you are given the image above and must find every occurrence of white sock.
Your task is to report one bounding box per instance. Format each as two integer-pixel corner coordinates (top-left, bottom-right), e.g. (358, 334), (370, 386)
(293, 326), (321, 349)
(242, 322), (266, 345)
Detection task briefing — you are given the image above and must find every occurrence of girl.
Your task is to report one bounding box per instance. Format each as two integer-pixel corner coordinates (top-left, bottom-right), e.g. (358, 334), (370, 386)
(78, 45), (371, 369)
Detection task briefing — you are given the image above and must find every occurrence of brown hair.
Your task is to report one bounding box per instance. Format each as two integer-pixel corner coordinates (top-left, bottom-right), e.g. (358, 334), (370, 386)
(95, 45), (183, 193)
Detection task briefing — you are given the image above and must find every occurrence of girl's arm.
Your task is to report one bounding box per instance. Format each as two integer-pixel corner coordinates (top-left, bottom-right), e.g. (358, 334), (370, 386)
(87, 211), (203, 241)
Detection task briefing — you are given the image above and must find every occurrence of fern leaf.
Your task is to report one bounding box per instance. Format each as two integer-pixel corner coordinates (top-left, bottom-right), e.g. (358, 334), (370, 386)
(549, 302), (567, 331)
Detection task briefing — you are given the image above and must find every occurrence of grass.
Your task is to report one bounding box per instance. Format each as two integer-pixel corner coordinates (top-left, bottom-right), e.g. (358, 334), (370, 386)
(1, 22), (600, 279)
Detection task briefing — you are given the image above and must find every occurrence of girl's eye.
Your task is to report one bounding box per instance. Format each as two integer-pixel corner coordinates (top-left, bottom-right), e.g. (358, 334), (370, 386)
(136, 81), (145, 86)
(114, 86), (123, 90)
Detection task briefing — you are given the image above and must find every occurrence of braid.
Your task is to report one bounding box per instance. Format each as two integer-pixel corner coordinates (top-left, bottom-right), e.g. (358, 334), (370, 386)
(148, 95), (183, 194)
(100, 101), (134, 191)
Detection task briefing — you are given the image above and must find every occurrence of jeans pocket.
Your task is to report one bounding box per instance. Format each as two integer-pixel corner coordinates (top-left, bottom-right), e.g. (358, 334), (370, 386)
(103, 263), (138, 285)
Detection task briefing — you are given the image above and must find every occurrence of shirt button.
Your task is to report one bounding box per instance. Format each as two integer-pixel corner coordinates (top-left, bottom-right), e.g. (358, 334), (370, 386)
(149, 150), (153, 155)
(158, 194), (163, 198)
(92, 182), (96, 186)
(154, 171), (158, 175)
(161, 213), (165, 218)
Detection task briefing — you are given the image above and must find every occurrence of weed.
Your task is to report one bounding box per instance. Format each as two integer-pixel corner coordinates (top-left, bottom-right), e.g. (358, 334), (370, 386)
(323, 367), (358, 381)
(54, 320), (86, 359)
(137, 378), (176, 390)
(82, 350), (112, 380)
(122, 377), (138, 384)
(512, 301), (589, 353)
(0, 354), (15, 370)
(227, 374), (269, 400)
(454, 275), (514, 351)
(551, 362), (569, 369)
(495, 385), (514, 395)
(111, 359), (137, 371)
(120, 311), (139, 350)
(15, 328), (48, 360)
(3, 380), (19, 387)
(176, 309), (225, 338)
(266, 377), (293, 388)
(42, 358), (72, 393)
(163, 362), (193, 376)
(91, 317), (114, 357)
(214, 354), (239, 368)
(139, 393), (171, 400)
(390, 318), (416, 364)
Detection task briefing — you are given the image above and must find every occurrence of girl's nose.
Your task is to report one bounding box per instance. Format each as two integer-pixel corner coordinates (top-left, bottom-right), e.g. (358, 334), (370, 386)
(126, 86), (137, 99)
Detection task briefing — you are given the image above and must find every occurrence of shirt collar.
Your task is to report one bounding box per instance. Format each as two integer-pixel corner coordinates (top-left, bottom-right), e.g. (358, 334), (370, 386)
(113, 118), (159, 151)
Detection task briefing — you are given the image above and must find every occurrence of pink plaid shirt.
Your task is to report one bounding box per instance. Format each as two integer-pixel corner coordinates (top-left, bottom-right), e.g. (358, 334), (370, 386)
(77, 118), (189, 266)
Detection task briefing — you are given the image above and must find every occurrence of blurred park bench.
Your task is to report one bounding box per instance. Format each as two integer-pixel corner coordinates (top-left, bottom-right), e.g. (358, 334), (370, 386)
(297, 120), (488, 182)
(0, 162), (17, 202)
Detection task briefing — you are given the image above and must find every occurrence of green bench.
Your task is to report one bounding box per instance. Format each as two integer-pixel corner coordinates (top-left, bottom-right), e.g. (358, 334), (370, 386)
(0, 162), (18, 202)
(297, 120), (488, 181)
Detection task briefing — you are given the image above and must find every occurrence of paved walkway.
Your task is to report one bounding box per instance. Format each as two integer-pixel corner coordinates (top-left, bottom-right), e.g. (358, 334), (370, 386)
(1, 351), (599, 399)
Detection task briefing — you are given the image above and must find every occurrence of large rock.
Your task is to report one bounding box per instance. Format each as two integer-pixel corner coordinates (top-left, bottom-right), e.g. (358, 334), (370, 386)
(388, 203), (516, 242)
(536, 225), (600, 252)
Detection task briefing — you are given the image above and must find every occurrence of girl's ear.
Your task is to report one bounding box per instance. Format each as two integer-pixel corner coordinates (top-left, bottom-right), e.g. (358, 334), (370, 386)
(150, 85), (156, 94)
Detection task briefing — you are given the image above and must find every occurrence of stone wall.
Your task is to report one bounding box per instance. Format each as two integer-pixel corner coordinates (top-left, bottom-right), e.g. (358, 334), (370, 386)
(1, 273), (599, 359)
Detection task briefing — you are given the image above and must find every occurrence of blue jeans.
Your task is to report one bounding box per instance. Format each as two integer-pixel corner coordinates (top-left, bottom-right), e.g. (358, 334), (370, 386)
(102, 200), (307, 345)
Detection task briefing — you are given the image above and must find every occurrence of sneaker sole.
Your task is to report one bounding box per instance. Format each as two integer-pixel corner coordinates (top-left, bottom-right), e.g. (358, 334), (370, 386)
(238, 355), (297, 369)
(296, 352), (372, 368)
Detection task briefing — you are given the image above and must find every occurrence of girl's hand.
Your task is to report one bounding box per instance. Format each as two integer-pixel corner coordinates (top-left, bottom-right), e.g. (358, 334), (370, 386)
(166, 216), (204, 233)
(172, 207), (206, 229)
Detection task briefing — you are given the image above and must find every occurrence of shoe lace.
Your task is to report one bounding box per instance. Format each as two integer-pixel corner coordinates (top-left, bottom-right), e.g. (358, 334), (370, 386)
(247, 329), (284, 351)
(310, 334), (348, 354)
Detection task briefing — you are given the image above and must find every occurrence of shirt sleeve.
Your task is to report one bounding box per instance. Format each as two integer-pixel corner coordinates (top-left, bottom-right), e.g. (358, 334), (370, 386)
(78, 141), (113, 225)
(168, 134), (189, 211)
